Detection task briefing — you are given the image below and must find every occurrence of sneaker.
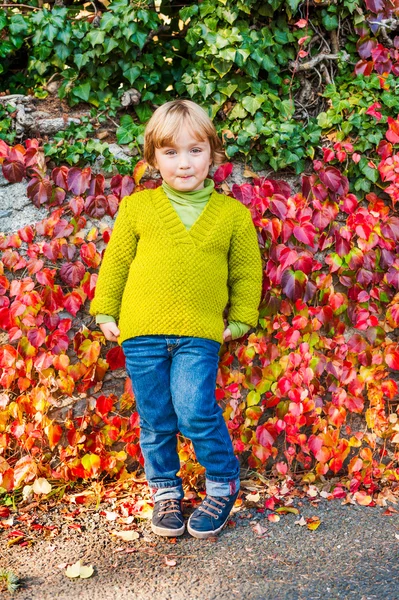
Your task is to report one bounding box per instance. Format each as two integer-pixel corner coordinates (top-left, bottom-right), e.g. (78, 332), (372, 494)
(151, 498), (185, 537)
(187, 490), (239, 539)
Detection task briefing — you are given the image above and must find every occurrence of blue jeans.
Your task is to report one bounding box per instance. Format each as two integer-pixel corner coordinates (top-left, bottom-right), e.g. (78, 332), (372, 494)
(122, 335), (240, 502)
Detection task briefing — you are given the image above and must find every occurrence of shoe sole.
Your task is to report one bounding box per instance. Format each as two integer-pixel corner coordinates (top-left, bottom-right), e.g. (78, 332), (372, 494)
(187, 516), (228, 539)
(151, 522), (185, 537)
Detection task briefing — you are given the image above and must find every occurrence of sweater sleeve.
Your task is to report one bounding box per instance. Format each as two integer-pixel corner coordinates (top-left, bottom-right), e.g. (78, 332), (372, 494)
(228, 320), (251, 340)
(89, 196), (138, 321)
(227, 208), (263, 328)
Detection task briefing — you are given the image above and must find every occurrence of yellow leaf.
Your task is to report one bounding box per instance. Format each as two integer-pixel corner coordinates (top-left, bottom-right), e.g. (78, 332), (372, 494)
(275, 506), (299, 515)
(354, 492), (373, 506)
(243, 167), (258, 179)
(306, 517), (321, 531)
(110, 530), (140, 541)
(246, 390), (260, 407)
(65, 561), (82, 578)
(79, 565), (94, 579)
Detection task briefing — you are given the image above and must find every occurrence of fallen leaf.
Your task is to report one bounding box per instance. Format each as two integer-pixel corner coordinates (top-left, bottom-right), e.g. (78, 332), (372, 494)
(252, 522), (268, 536)
(164, 557), (177, 567)
(275, 507), (299, 515)
(268, 514), (280, 523)
(32, 478), (52, 495)
(246, 492), (260, 503)
(110, 530), (140, 542)
(306, 516), (321, 531)
(295, 516), (307, 527)
(306, 485), (318, 498)
(243, 167), (259, 179)
(395, 534), (399, 541)
(65, 560), (94, 579)
(101, 510), (118, 521)
(354, 492), (373, 506)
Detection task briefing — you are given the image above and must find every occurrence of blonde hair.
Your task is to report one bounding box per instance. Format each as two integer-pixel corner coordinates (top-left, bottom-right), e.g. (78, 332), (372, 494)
(144, 99), (225, 168)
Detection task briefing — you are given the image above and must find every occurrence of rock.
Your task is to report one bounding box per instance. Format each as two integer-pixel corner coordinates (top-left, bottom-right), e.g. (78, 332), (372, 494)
(121, 88), (142, 107)
(0, 180), (48, 233)
(108, 144), (133, 162)
(35, 117), (81, 135)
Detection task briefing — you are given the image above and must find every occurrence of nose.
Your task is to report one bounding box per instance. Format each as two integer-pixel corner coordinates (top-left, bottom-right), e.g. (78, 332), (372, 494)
(178, 152), (191, 169)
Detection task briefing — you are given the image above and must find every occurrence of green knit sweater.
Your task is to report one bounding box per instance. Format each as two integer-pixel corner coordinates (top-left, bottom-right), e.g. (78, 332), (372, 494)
(90, 187), (263, 344)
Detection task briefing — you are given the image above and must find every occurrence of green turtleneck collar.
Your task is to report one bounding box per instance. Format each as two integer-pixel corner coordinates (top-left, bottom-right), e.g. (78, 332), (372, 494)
(162, 178), (215, 204)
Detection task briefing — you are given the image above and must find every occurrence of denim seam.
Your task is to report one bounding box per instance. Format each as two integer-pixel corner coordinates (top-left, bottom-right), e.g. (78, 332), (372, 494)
(147, 479), (182, 489)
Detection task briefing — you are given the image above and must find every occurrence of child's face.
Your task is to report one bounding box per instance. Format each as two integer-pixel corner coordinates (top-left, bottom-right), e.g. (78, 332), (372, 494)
(154, 125), (212, 192)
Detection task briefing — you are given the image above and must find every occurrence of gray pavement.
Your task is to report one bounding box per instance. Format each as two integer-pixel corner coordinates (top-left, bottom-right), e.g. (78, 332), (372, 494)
(1, 497), (399, 600)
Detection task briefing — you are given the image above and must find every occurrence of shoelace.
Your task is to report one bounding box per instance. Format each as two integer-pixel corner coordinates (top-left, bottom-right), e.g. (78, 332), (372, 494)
(197, 495), (229, 518)
(157, 498), (182, 516)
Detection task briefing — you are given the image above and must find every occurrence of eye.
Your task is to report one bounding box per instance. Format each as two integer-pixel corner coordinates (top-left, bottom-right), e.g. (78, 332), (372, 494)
(191, 148), (202, 153)
(165, 150), (176, 155)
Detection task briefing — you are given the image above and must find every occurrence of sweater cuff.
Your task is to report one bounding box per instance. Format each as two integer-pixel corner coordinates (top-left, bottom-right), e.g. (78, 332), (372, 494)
(228, 320), (251, 340)
(96, 314), (116, 324)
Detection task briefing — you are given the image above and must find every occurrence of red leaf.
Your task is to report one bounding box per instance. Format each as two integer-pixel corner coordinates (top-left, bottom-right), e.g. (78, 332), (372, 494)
(293, 223), (316, 247)
(47, 331), (69, 354)
(88, 173), (105, 196)
(318, 167), (348, 195)
(354, 60), (374, 76)
(2, 160), (24, 182)
(18, 225), (35, 243)
(67, 167), (91, 195)
(97, 395), (114, 415)
(106, 346), (126, 370)
(366, 102), (382, 120)
(80, 243), (101, 268)
(357, 37), (378, 60)
(365, 0), (384, 13)
(385, 346), (399, 370)
(26, 177), (53, 207)
(63, 291), (84, 316)
(53, 219), (74, 239)
(106, 194), (120, 218)
(386, 117), (399, 144)
(270, 196), (288, 219)
(59, 262), (86, 286)
(69, 196), (85, 217)
(281, 269), (307, 301)
(231, 183), (254, 206)
(27, 327), (46, 349)
(255, 424), (274, 448)
(52, 165), (69, 189)
(213, 163), (233, 184)
(84, 195), (108, 218)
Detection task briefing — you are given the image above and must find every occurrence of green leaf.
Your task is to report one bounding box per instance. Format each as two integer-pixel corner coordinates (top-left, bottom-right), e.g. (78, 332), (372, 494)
(9, 15), (28, 36)
(87, 30), (105, 47)
(322, 12), (339, 30)
(317, 112), (333, 129)
(242, 95), (264, 115)
(103, 38), (119, 54)
(123, 66), (141, 85)
(229, 103), (247, 119)
(286, 0), (301, 12)
(134, 103), (153, 123)
(179, 5), (199, 20)
(73, 82), (91, 102)
(116, 127), (135, 145)
(211, 58), (232, 77)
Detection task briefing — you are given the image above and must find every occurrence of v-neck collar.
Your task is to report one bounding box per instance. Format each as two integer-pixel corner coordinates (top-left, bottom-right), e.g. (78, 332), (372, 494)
(150, 186), (222, 246)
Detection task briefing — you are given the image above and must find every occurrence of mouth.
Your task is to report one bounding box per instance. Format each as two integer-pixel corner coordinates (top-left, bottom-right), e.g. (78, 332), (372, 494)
(179, 175), (193, 179)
